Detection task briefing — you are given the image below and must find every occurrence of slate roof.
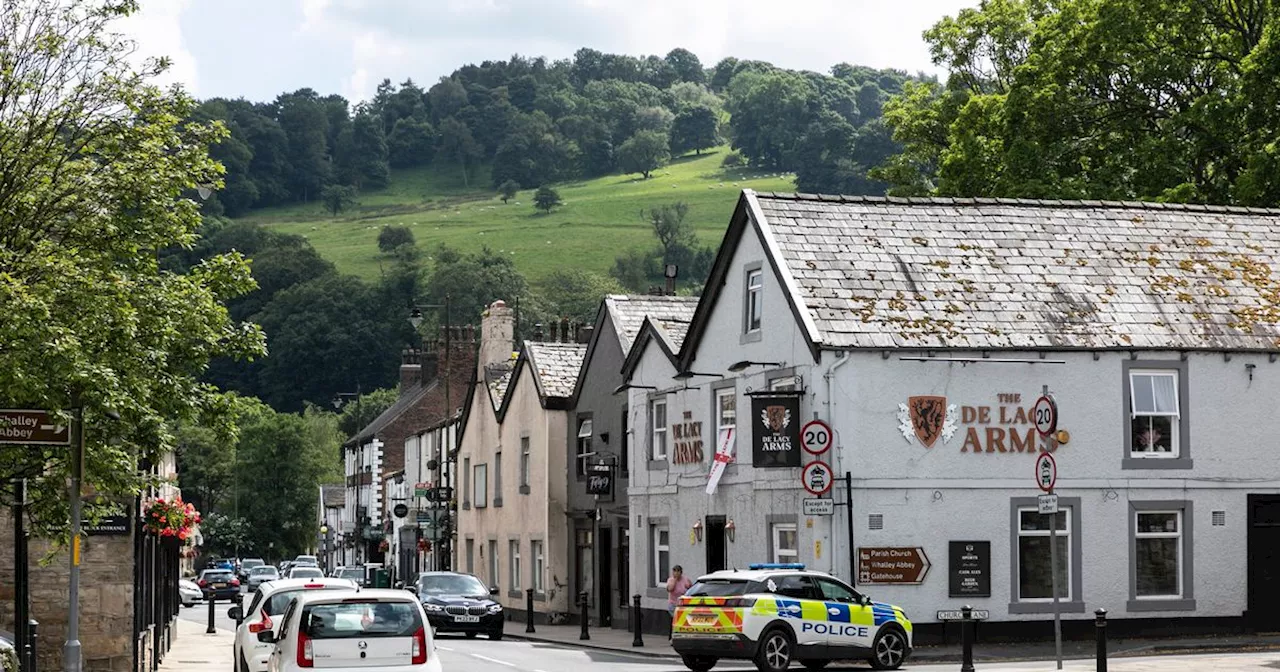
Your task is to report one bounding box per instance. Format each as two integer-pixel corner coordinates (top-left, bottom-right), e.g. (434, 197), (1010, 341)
(605, 295), (699, 350)
(525, 341), (587, 399)
(346, 381), (436, 446)
(749, 191), (1280, 351)
(320, 484), (344, 508)
(486, 366), (515, 411)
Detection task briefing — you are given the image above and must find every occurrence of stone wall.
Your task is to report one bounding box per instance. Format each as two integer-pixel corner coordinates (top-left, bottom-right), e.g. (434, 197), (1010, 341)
(0, 513), (136, 672)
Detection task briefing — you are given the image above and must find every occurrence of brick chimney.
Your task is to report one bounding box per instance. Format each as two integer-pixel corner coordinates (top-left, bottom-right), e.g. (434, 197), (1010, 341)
(400, 348), (422, 393)
(480, 300), (515, 371)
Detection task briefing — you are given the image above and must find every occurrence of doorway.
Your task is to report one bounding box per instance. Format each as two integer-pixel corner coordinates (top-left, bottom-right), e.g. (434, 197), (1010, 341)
(1248, 495), (1280, 631)
(706, 516), (727, 573)
(598, 527), (613, 627)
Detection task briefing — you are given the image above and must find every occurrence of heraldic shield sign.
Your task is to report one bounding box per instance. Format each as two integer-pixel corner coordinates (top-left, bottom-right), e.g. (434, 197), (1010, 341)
(752, 395), (801, 468)
(898, 395), (958, 448)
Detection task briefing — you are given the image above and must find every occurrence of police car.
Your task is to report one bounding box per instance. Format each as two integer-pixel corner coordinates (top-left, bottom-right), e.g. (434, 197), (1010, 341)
(671, 564), (911, 672)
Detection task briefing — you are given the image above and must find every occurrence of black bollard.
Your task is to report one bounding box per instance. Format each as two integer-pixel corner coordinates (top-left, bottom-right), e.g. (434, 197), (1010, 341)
(579, 591), (590, 641)
(525, 588), (536, 633)
(26, 618), (38, 672)
(960, 605), (975, 672)
(631, 594), (644, 647)
(1095, 609), (1108, 672)
(206, 593), (217, 634)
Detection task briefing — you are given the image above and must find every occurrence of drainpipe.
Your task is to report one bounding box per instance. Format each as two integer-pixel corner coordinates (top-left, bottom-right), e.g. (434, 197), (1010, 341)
(823, 351), (853, 580)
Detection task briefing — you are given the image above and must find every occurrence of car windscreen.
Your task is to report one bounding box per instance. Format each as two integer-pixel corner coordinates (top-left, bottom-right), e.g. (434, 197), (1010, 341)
(337, 568), (364, 578)
(242, 559), (264, 569)
(264, 586), (348, 616)
(291, 568), (323, 578)
(301, 601), (421, 639)
(250, 567), (278, 575)
(417, 574), (487, 596)
(203, 571), (234, 581)
(686, 579), (754, 597)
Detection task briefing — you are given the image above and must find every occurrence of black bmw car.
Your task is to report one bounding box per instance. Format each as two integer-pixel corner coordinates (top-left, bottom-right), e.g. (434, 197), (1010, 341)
(412, 571), (504, 640)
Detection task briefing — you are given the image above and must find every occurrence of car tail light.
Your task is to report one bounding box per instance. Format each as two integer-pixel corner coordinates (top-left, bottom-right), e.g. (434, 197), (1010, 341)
(248, 610), (272, 634)
(411, 626), (427, 665)
(303, 583), (325, 589)
(230, 579), (240, 587)
(723, 598), (757, 608)
(296, 628), (313, 668)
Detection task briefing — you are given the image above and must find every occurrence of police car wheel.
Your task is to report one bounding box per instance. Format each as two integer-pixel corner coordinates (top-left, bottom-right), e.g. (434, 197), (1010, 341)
(680, 654), (717, 671)
(753, 627), (793, 672)
(870, 627), (907, 670)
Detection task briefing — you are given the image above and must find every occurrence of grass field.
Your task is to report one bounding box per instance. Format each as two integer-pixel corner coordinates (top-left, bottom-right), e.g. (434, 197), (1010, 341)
(242, 147), (796, 283)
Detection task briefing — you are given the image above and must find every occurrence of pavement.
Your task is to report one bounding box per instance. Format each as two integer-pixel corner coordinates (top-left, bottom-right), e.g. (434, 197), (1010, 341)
(158, 617), (234, 671)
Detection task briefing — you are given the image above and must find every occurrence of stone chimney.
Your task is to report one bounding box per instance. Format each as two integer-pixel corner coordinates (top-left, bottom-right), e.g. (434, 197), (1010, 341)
(576, 324), (593, 344)
(421, 344), (439, 382)
(400, 348), (422, 393)
(480, 300), (515, 371)
(560, 317), (570, 343)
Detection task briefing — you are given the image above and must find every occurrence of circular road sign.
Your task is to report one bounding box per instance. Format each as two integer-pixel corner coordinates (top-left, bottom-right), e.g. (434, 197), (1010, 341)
(393, 503), (409, 519)
(802, 460), (834, 496)
(1033, 394), (1058, 437)
(1035, 452), (1057, 493)
(801, 419), (833, 455)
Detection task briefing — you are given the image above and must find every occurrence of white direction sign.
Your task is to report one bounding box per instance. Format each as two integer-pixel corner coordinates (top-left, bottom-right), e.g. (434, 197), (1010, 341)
(1038, 493), (1059, 514)
(802, 498), (835, 516)
(1033, 394), (1058, 437)
(802, 460), (834, 496)
(1035, 452), (1057, 492)
(801, 419), (833, 455)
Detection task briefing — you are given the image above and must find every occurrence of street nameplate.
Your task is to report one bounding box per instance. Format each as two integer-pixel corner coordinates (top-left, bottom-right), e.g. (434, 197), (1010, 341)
(0, 409), (70, 445)
(802, 498), (835, 516)
(937, 609), (990, 621)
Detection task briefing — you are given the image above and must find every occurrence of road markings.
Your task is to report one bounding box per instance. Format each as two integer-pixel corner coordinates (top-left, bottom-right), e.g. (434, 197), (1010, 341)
(470, 653), (517, 667)
(436, 645), (454, 652)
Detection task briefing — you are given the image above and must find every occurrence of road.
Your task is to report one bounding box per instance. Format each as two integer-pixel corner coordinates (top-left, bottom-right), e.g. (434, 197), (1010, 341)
(177, 594), (242, 632)
(432, 636), (759, 672)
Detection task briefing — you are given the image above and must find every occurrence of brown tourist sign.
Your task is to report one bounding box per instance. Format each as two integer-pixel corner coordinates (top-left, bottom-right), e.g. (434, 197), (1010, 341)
(857, 546), (931, 585)
(0, 409), (70, 445)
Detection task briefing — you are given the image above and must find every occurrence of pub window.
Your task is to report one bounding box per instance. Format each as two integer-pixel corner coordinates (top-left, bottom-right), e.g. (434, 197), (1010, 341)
(771, 523), (798, 564)
(715, 388), (736, 444)
(1135, 511), (1183, 598)
(531, 540), (545, 592)
(652, 524), (670, 586)
(1016, 508), (1071, 601)
(650, 398), (668, 460)
(1129, 371), (1180, 457)
(576, 417), (593, 477)
(745, 269), (763, 333)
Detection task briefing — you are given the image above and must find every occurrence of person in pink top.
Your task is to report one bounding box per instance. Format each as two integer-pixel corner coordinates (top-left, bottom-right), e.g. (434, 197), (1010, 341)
(666, 564), (694, 620)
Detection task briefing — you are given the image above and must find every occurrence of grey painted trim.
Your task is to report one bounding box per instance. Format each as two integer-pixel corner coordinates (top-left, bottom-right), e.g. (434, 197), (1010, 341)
(1127, 500), (1196, 612)
(649, 516), (670, 592)
(741, 262), (764, 344)
(1121, 359), (1192, 470)
(532, 592), (547, 602)
(518, 485), (531, 495)
(765, 513), (799, 562)
(647, 460), (669, 471)
(710, 380), (737, 451)
(647, 394), (669, 464)
(507, 590), (523, 599)
(493, 498), (503, 508)
(1008, 496), (1083, 614)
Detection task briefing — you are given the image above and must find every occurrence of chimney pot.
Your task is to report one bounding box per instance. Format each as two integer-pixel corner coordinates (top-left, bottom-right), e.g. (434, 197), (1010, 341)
(560, 317), (570, 343)
(549, 321), (559, 343)
(533, 322), (544, 341)
(576, 325), (593, 344)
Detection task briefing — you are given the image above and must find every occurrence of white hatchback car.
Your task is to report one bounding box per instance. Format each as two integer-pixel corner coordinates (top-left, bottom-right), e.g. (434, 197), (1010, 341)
(259, 589), (440, 672)
(230, 578), (360, 672)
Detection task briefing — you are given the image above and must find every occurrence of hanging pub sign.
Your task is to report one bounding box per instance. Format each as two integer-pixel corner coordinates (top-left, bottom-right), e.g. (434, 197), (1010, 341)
(751, 395), (801, 468)
(586, 464), (613, 497)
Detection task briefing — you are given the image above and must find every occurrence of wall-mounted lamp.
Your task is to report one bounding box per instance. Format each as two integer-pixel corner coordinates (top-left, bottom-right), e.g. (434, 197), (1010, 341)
(612, 383), (657, 395)
(725, 519), (736, 543)
(728, 360), (783, 373)
(1246, 363), (1257, 381)
(692, 520), (703, 543)
(674, 370), (724, 380)
(599, 432), (610, 444)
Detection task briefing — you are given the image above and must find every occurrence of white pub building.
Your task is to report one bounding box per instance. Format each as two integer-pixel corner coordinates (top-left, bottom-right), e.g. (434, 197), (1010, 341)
(621, 190), (1280, 638)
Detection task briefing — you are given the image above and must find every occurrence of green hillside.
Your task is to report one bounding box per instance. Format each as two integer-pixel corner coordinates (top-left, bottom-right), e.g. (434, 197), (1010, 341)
(242, 148), (795, 283)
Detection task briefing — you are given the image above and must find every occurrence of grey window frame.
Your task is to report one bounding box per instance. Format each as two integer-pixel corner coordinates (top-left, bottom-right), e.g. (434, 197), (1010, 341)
(487, 539), (499, 591)
(742, 263), (764, 343)
(493, 450), (503, 507)
(710, 380), (738, 472)
(462, 456), (471, 510)
(645, 517), (670, 599)
(519, 434), (531, 495)
(1009, 496), (1085, 614)
(1122, 359), (1192, 470)
(1128, 500), (1196, 612)
(473, 463), (488, 509)
(766, 367), (798, 392)
(767, 514), (799, 565)
(529, 537), (546, 598)
(507, 538), (522, 598)
(647, 395), (669, 470)
(575, 414), (593, 480)
(465, 537), (475, 574)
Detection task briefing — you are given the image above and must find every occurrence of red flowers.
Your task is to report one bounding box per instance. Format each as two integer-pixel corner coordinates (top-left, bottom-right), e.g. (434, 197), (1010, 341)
(143, 496), (201, 540)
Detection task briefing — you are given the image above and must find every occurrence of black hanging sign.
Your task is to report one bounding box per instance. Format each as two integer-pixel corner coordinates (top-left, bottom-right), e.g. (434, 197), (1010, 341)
(84, 514), (132, 536)
(586, 464), (612, 497)
(751, 395), (801, 468)
(948, 540), (991, 597)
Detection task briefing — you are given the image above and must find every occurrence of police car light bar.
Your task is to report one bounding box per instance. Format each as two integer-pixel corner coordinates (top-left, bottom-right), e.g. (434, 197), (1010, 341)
(748, 563), (806, 570)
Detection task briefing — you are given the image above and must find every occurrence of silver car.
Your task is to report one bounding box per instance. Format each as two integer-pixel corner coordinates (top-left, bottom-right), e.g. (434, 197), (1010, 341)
(178, 578), (203, 607)
(247, 565), (280, 590)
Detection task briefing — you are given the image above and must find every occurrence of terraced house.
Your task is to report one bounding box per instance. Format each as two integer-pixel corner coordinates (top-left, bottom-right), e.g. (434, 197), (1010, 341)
(622, 190), (1280, 639)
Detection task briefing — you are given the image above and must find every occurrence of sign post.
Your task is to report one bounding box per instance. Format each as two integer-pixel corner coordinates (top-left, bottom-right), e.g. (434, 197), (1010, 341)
(1035, 386), (1063, 670)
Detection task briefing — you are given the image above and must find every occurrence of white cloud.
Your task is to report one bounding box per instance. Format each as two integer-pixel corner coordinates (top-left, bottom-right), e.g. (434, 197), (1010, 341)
(114, 0), (200, 94)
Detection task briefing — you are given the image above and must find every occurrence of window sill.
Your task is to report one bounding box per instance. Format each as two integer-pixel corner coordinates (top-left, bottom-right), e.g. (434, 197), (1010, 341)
(1127, 598), (1196, 612)
(740, 330), (762, 345)
(519, 485), (530, 495)
(463, 502), (471, 511)
(532, 591), (547, 603)
(647, 460), (668, 471)
(645, 587), (668, 600)
(507, 589), (524, 599)
(475, 504), (487, 510)
(1122, 457), (1194, 470)
(1008, 601), (1085, 614)
(493, 499), (503, 508)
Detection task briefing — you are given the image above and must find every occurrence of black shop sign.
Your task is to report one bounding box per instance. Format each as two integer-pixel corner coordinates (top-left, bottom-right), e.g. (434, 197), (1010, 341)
(85, 514), (132, 537)
(948, 541), (990, 597)
(751, 395), (801, 468)
(586, 466), (612, 497)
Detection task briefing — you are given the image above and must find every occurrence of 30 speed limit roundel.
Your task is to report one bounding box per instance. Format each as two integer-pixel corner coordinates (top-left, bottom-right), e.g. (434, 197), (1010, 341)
(801, 419), (833, 455)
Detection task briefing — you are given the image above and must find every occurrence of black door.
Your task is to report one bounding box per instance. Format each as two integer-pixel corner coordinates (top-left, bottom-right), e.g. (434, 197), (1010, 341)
(599, 527), (613, 627)
(1248, 495), (1280, 631)
(706, 516), (727, 573)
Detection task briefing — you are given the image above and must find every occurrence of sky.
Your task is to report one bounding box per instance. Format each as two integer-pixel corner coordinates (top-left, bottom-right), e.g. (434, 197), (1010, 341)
(115, 0), (977, 104)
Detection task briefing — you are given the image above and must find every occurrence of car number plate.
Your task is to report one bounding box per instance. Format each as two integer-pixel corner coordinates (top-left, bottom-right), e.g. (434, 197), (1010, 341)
(453, 615), (480, 623)
(213, 583), (226, 588)
(688, 614), (716, 626)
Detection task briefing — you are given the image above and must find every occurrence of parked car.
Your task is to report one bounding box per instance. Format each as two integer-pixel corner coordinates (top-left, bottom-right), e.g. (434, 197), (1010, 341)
(179, 578), (204, 607)
(247, 565), (281, 590)
(331, 566), (366, 585)
(197, 568), (241, 600)
(410, 571), (503, 640)
(292, 555), (319, 567)
(287, 566), (324, 580)
(239, 558), (266, 582)
(229, 577), (359, 672)
(209, 557), (236, 571)
(259, 589), (438, 672)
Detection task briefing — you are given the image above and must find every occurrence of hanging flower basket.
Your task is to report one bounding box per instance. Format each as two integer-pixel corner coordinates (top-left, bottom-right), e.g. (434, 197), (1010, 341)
(378, 539), (390, 553)
(143, 497), (201, 541)
(417, 539), (430, 553)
